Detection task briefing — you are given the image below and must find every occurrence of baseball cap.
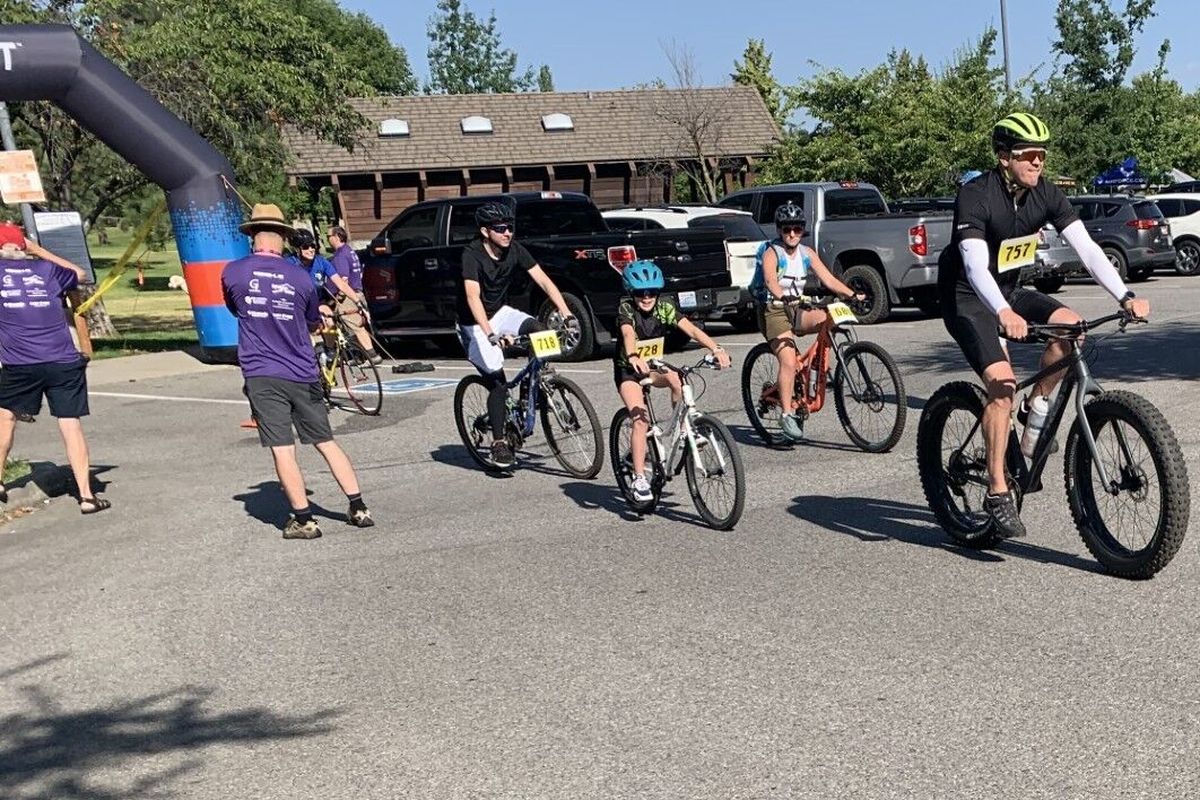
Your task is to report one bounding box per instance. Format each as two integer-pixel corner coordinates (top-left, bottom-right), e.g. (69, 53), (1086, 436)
(0, 222), (26, 250)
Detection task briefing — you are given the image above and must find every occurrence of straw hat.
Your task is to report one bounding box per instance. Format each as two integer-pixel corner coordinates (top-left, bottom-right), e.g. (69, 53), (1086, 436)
(238, 203), (295, 236)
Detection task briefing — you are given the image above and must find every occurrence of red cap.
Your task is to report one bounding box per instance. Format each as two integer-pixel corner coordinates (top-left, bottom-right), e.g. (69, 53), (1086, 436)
(0, 223), (26, 250)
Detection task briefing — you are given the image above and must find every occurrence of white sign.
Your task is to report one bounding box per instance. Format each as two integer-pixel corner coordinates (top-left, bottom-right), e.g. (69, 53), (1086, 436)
(0, 42), (22, 72)
(0, 150), (45, 204)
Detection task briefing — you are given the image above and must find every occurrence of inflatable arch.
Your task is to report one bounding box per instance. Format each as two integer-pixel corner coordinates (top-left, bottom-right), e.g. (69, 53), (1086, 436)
(0, 23), (250, 358)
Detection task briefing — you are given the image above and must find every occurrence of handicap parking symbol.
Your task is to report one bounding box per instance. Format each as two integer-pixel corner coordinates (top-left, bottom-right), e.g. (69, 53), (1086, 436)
(377, 378), (459, 395)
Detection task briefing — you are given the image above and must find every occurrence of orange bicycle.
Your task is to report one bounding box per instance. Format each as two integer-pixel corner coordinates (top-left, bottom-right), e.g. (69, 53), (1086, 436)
(740, 296), (906, 452)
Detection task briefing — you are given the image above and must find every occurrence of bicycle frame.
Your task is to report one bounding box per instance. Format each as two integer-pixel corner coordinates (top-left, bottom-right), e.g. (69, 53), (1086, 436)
(960, 338), (1118, 497)
(641, 368), (729, 480)
(761, 309), (863, 415)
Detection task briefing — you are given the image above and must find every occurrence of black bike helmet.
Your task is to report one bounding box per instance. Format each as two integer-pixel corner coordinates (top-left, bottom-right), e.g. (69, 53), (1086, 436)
(475, 201), (516, 228)
(290, 229), (317, 250)
(774, 201), (804, 227)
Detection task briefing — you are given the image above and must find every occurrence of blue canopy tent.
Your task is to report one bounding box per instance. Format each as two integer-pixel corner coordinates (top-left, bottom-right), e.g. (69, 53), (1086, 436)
(1093, 157), (1148, 192)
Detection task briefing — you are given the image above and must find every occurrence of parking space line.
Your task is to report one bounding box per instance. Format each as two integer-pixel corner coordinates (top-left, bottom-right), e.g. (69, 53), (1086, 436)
(425, 363), (605, 374)
(90, 391), (246, 405)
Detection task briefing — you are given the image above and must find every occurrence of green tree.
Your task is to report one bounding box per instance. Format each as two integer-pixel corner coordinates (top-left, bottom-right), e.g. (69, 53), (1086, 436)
(424, 0), (548, 94)
(293, 0), (418, 95)
(731, 38), (784, 125)
(537, 64), (555, 93)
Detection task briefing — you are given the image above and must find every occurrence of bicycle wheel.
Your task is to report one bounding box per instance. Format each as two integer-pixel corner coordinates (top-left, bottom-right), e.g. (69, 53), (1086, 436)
(453, 375), (504, 472)
(539, 374), (603, 479)
(917, 381), (1012, 547)
(1065, 390), (1190, 579)
(609, 408), (661, 514)
(833, 340), (907, 453)
(685, 414), (746, 531)
(741, 341), (787, 446)
(337, 348), (383, 415)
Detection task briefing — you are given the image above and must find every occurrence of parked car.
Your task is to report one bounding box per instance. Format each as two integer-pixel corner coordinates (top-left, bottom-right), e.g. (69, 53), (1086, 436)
(1164, 180), (1200, 194)
(602, 205), (764, 330)
(717, 181), (953, 322)
(1066, 195), (1175, 282)
(359, 192), (739, 360)
(1143, 193), (1200, 276)
(1020, 224), (1082, 293)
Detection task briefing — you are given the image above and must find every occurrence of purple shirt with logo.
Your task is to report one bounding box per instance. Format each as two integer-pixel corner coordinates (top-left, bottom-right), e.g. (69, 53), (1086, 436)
(330, 243), (363, 293)
(0, 258), (80, 365)
(221, 254), (321, 383)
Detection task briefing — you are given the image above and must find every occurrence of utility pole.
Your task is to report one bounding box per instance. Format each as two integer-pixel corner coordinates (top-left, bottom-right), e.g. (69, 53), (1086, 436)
(0, 100), (38, 239)
(1000, 0), (1013, 94)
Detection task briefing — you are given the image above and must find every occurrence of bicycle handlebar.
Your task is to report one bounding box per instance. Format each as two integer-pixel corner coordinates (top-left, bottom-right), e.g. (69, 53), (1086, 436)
(647, 353), (728, 377)
(1022, 308), (1144, 342)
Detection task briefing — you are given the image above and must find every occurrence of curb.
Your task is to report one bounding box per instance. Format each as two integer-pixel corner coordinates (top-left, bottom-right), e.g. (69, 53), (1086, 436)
(1, 461), (72, 516)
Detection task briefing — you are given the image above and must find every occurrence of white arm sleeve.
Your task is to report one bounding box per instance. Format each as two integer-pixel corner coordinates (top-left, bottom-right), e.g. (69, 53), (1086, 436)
(960, 238), (1010, 315)
(1060, 219), (1129, 301)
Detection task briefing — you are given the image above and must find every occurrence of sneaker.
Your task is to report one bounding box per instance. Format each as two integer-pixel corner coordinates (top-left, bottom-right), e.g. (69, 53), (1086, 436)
(631, 474), (654, 503)
(984, 490), (1027, 539)
(283, 517), (322, 540)
(780, 412), (806, 442)
(348, 506), (375, 528)
(490, 440), (515, 468)
(365, 350), (384, 366)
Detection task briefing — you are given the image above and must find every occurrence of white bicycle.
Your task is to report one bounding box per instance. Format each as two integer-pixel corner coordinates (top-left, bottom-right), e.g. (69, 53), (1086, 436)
(609, 354), (746, 530)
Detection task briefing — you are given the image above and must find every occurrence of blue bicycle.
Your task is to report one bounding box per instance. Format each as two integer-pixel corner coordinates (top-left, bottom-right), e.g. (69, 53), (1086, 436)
(453, 333), (604, 477)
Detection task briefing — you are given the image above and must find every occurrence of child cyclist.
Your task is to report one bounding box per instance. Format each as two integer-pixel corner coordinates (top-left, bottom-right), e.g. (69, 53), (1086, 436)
(614, 260), (731, 502)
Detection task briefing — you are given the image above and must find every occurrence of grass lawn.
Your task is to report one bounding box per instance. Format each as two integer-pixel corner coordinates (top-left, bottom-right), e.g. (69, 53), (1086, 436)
(85, 227), (199, 358)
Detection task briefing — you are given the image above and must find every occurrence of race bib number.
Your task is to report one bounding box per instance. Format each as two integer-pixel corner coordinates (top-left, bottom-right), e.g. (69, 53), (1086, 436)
(530, 330), (562, 358)
(827, 302), (858, 325)
(997, 233), (1039, 273)
(635, 337), (665, 360)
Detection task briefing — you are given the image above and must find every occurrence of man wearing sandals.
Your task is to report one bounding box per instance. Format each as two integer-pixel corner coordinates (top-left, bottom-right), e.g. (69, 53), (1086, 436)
(0, 222), (109, 514)
(222, 204), (375, 539)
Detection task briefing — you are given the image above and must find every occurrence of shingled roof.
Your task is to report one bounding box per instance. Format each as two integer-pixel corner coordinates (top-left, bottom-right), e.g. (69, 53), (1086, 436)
(283, 86), (781, 177)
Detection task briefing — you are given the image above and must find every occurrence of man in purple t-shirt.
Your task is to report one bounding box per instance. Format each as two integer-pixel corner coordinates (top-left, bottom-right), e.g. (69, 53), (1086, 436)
(325, 225), (381, 365)
(222, 204), (374, 539)
(0, 222), (110, 514)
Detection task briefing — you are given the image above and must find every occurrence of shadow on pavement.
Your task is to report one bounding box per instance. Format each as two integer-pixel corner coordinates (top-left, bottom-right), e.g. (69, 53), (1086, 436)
(788, 494), (1105, 575)
(428, 444), (576, 481)
(232, 481), (350, 530)
(559, 480), (725, 531)
(0, 675), (338, 800)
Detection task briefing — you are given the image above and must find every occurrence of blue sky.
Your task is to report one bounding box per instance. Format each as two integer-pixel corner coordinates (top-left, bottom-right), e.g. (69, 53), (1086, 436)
(343, 0), (1200, 97)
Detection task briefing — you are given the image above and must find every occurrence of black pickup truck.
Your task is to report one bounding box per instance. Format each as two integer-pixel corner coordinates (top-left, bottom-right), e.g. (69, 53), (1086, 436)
(360, 192), (737, 360)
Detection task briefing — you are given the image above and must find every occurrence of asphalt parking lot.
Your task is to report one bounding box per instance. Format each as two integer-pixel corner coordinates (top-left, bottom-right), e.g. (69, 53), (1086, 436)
(2, 274), (1199, 799)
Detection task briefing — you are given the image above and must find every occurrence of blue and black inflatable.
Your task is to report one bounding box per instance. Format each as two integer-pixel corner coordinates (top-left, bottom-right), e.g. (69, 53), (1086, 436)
(0, 24), (249, 359)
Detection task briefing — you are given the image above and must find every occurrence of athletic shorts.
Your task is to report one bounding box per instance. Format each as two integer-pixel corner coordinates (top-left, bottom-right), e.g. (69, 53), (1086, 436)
(0, 358), (89, 418)
(244, 375), (333, 448)
(456, 305), (535, 374)
(335, 293), (365, 333)
(942, 287), (1065, 376)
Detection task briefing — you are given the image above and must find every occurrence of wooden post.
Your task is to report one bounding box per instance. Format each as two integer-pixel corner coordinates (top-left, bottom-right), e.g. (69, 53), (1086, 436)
(66, 289), (93, 358)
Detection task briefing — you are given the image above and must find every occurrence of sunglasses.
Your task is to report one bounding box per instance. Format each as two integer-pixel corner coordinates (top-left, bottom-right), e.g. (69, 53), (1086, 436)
(632, 289), (659, 299)
(778, 225), (805, 235)
(1010, 148), (1047, 163)
(489, 224), (514, 234)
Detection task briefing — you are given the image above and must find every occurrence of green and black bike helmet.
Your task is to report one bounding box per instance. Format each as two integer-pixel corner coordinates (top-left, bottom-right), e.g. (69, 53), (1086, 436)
(992, 112), (1051, 152)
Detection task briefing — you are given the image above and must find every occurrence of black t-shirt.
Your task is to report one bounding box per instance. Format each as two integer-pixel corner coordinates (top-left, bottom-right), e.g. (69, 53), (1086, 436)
(457, 240), (537, 325)
(937, 168), (1079, 298)
(614, 296), (680, 368)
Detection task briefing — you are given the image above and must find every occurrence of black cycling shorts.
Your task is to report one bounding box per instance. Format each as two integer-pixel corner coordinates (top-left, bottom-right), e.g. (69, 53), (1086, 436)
(942, 287), (1065, 376)
(0, 358), (89, 418)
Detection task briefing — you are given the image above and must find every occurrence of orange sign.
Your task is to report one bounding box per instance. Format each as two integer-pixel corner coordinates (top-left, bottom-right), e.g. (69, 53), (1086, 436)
(0, 150), (45, 204)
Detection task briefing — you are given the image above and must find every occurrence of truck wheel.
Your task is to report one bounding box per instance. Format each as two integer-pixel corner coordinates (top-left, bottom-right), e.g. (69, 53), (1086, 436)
(538, 291), (595, 361)
(1033, 276), (1064, 294)
(729, 308), (761, 333)
(842, 265), (889, 324)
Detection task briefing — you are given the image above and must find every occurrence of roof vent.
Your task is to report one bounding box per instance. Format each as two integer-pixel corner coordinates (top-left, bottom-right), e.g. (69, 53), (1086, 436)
(541, 113), (574, 132)
(460, 115), (493, 135)
(379, 118), (410, 137)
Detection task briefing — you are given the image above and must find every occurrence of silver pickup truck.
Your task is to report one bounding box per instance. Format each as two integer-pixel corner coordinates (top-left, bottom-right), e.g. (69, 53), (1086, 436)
(717, 181), (953, 323)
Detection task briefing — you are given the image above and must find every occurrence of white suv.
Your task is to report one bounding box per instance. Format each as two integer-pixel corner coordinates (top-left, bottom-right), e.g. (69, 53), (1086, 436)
(1144, 193), (1200, 276)
(602, 205), (765, 331)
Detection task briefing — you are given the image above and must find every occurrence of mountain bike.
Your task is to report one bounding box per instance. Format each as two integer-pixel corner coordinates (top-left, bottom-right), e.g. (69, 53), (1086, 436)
(318, 306), (383, 415)
(453, 330), (603, 477)
(610, 354), (746, 530)
(917, 310), (1190, 579)
(741, 296), (906, 451)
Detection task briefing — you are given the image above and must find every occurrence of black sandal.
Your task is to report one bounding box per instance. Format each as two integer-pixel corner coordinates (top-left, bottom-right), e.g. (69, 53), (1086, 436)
(0, 484), (7, 504)
(79, 497), (112, 514)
